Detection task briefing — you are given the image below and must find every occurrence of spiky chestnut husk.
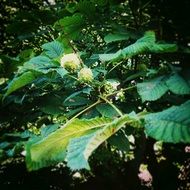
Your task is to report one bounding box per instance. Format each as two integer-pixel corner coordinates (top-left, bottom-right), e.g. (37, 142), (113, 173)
(78, 68), (93, 83)
(60, 53), (80, 72)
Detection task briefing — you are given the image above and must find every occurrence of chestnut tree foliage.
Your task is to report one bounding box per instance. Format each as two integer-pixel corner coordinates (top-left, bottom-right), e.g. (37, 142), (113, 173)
(0, 0), (190, 185)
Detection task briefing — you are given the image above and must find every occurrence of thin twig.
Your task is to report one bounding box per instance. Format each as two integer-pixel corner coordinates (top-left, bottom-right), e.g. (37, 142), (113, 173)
(62, 99), (102, 128)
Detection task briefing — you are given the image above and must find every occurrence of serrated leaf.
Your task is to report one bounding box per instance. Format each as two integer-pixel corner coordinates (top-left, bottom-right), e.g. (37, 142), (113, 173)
(144, 100), (190, 143)
(99, 31), (155, 62)
(167, 74), (190, 95)
(24, 56), (55, 74)
(104, 33), (129, 44)
(99, 50), (123, 62)
(122, 31), (155, 57)
(28, 55), (52, 65)
(26, 117), (112, 171)
(99, 31), (177, 62)
(77, 0), (95, 17)
(137, 76), (168, 102)
(42, 41), (64, 58)
(4, 71), (37, 97)
(66, 113), (140, 170)
(23, 56), (64, 76)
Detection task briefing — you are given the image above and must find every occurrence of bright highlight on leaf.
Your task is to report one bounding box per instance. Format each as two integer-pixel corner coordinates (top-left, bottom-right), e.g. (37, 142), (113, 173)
(26, 112), (140, 171)
(66, 113), (140, 170)
(26, 117), (112, 171)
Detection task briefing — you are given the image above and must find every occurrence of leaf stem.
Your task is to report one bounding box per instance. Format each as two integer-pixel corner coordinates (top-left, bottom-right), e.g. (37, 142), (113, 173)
(63, 99), (102, 128)
(108, 61), (123, 73)
(99, 95), (123, 116)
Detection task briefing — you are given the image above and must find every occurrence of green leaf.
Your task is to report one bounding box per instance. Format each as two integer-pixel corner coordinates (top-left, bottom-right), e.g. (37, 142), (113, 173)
(108, 130), (130, 152)
(42, 41), (64, 58)
(54, 67), (68, 78)
(137, 76), (168, 102)
(96, 103), (120, 118)
(55, 13), (85, 39)
(65, 106), (87, 118)
(144, 100), (190, 143)
(104, 33), (129, 44)
(26, 117), (112, 171)
(64, 96), (92, 107)
(4, 71), (36, 97)
(77, 0), (95, 17)
(40, 95), (64, 115)
(122, 31), (155, 57)
(66, 113), (140, 170)
(24, 56), (55, 74)
(137, 74), (190, 102)
(166, 74), (190, 95)
(27, 55), (52, 65)
(99, 31), (155, 62)
(99, 31), (177, 62)
(99, 50), (123, 62)
(40, 124), (60, 138)
(150, 43), (177, 53)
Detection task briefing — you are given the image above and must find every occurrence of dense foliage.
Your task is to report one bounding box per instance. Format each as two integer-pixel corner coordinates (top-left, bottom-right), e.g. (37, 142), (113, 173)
(0, 0), (190, 189)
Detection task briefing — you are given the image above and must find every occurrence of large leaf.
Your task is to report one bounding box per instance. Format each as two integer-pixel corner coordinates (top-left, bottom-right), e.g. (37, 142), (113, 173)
(144, 100), (190, 143)
(166, 73), (190, 95)
(96, 103), (120, 118)
(66, 113), (140, 170)
(22, 56), (55, 73)
(42, 41), (64, 58)
(24, 56), (55, 74)
(26, 117), (112, 171)
(23, 55), (68, 78)
(77, 0), (95, 17)
(4, 71), (37, 97)
(137, 76), (168, 102)
(137, 74), (190, 102)
(55, 13), (85, 39)
(99, 50), (123, 62)
(99, 31), (177, 62)
(99, 31), (155, 62)
(122, 31), (155, 57)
